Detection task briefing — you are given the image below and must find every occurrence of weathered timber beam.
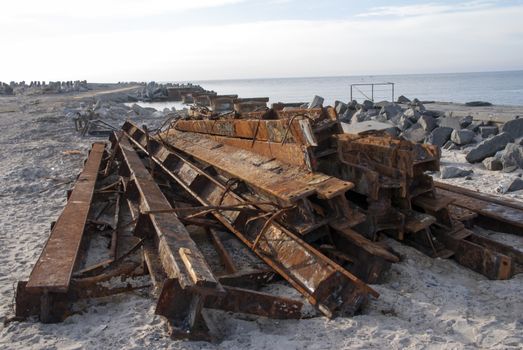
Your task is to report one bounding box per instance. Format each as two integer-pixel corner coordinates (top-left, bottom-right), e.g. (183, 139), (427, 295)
(218, 269), (276, 289)
(208, 228), (238, 274)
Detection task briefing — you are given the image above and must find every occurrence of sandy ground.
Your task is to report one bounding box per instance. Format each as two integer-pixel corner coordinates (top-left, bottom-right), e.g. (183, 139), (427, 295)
(0, 91), (522, 349)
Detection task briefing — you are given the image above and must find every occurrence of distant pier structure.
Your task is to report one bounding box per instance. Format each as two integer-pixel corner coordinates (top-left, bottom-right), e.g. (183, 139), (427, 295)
(350, 82), (395, 102)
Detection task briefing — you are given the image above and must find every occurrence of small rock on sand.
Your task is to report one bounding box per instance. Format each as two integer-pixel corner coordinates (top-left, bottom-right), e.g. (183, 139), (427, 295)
(440, 166), (473, 179)
(482, 157), (503, 171)
(504, 178), (523, 193)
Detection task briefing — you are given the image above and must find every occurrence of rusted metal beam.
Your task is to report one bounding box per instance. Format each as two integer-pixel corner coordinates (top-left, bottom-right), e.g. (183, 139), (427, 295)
(26, 143), (106, 293)
(159, 128), (353, 205)
(174, 118), (315, 145)
(122, 121), (377, 318)
(435, 182), (523, 236)
(432, 226), (512, 280)
(113, 133), (225, 338)
(205, 286), (303, 319)
(116, 135), (220, 291)
(207, 228), (237, 274)
(218, 269), (276, 289)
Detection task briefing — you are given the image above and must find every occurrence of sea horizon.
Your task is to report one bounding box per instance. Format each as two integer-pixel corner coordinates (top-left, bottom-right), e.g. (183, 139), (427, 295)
(156, 69), (523, 106)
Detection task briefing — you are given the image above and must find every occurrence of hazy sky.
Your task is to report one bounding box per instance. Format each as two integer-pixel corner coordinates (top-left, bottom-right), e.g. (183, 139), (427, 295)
(1, 0), (523, 82)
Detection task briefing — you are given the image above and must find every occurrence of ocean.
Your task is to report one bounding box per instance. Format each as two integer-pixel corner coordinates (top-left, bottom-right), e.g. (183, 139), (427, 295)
(183, 70), (523, 106)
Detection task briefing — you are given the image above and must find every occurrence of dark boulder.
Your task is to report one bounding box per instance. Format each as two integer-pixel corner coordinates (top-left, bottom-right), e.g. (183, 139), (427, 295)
(401, 123), (427, 143)
(419, 115), (437, 132)
(427, 127), (453, 147)
(397, 95), (411, 103)
(466, 132), (514, 163)
(501, 117), (523, 140)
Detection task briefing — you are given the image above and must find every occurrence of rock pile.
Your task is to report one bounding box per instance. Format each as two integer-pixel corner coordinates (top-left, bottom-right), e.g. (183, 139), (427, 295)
(0, 82), (14, 95)
(314, 94), (523, 175)
(39, 80), (89, 93)
(137, 82), (207, 102)
(1, 80), (90, 94)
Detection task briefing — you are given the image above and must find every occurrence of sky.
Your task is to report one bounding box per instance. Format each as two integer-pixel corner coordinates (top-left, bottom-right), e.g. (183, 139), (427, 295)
(1, 0), (523, 82)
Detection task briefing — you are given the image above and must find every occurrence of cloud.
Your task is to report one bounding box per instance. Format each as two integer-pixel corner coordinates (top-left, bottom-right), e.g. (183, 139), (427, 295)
(356, 0), (498, 17)
(0, 2), (522, 81)
(0, 0), (246, 20)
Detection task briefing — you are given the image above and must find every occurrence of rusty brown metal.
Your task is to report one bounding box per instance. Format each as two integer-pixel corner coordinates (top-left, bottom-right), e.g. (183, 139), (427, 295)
(431, 225), (512, 279)
(122, 121), (378, 318)
(113, 133), (228, 338)
(26, 143), (106, 293)
(205, 286), (303, 319)
(159, 128), (352, 205)
(207, 228), (238, 274)
(174, 118), (315, 145)
(435, 182), (523, 236)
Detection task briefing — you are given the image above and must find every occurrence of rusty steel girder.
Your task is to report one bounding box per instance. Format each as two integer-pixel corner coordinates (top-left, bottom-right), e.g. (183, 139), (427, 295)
(166, 114), (522, 281)
(435, 181), (523, 236)
(130, 121), (398, 284)
(122, 121), (378, 318)
(112, 133), (226, 338)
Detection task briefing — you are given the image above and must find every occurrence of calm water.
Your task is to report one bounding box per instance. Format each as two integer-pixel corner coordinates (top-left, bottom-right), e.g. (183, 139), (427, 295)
(175, 71), (523, 106)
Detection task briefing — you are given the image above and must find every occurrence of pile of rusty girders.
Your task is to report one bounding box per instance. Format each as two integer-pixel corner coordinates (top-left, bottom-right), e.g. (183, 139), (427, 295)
(15, 103), (523, 341)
